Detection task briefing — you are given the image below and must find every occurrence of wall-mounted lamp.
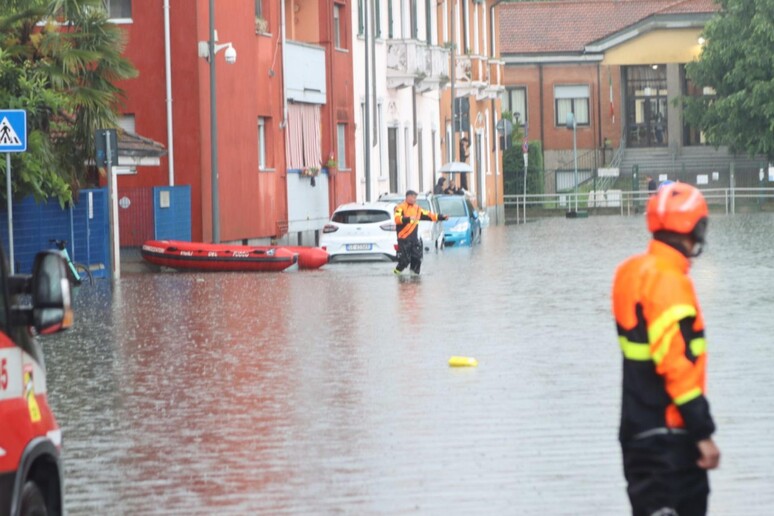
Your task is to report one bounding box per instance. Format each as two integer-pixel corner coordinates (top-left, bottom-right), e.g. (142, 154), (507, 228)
(698, 37), (706, 46)
(198, 32), (237, 64)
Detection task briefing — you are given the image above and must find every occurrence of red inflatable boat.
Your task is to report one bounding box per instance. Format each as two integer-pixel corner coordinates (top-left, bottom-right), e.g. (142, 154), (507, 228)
(141, 241), (328, 272)
(142, 240), (297, 272)
(277, 246), (329, 269)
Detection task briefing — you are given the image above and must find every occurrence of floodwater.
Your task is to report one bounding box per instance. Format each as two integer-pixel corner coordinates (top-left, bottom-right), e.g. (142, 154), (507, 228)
(44, 213), (774, 515)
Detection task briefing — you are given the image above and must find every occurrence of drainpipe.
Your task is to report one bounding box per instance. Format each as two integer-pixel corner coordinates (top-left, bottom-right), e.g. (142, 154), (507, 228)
(489, 0), (503, 224)
(281, 0), (288, 129)
(163, 0), (175, 186)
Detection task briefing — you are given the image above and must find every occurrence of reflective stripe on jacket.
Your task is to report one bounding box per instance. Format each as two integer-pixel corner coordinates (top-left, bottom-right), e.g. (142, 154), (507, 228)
(394, 202), (438, 241)
(612, 240), (715, 443)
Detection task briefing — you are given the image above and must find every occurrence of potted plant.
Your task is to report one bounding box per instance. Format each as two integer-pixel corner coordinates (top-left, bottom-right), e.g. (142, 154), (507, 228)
(255, 16), (268, 33)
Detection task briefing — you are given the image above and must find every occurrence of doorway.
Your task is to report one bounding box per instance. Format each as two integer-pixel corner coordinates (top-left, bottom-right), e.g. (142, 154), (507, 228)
(625, 66), (668, 148)
(388, 127), (398, 193)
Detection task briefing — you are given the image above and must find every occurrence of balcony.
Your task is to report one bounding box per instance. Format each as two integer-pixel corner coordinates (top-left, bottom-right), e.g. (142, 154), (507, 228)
(417, 46), (450, 92)
(479, 59), (505, 100)
(286, 41), (326, 104)
(453, 54), (505, 100)
(452, 54), (474, 97)
(470, 55), (488, 85)
(386, 40), (449, 91)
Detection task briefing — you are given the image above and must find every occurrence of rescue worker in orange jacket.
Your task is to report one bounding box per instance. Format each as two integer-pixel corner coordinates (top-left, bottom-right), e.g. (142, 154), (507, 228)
(393, 190), (447, 275)
(612, 183), (720, 516)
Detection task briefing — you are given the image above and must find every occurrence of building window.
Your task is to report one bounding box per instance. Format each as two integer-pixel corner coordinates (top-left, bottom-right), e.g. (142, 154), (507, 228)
(117, 114), (136, 174)
(333, 4), (344, 49)
(489, 8), (496, 57)
(358, 0), (364, 35)
(425, 0), (432, 44)
(337, 123), (347, 169)
(418, 129), (424, 191)
(555, 85), (590, 126)
(375, 0), (382, 38)
(388, 0), (394, 38)
(462, 0), (469, 53)
(286, 104), (321, 170)
(446, 123), (453, 162)
(258, 117), (267, 170)
(255, 0), (269, 32)
(104, 0), (131, 19)
(431, 129), (437, 181)
(442, 0), (448, 44)
(411, 0), (418, 39)
(502, 87), (527, 126)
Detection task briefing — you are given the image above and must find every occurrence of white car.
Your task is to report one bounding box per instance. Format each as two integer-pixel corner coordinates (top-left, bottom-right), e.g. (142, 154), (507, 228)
(320, 202), (398, 261)
(377, 192), (445, 250)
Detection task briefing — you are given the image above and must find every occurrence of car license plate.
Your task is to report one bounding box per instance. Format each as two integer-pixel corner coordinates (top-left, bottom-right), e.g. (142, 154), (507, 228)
(346, 243), (372, 251)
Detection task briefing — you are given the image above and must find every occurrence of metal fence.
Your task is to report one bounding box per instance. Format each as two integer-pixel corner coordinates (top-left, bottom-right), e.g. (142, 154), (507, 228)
(505, 187), (774, 223)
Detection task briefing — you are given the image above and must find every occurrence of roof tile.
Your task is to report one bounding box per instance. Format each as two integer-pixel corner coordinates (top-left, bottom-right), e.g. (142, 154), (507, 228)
(500, 0), (718, 55)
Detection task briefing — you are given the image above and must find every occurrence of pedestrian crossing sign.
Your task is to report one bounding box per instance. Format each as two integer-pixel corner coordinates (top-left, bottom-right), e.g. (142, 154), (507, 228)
(0, 110), (27, 152)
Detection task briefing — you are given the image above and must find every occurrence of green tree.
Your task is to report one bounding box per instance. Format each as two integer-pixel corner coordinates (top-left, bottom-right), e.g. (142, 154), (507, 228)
(684, 0), (774, 160)
(0, 0), (137, 205)
(501, 110), (543, 195)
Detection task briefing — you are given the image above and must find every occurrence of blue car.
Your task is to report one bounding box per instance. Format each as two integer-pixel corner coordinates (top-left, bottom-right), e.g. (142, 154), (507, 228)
(435, 195), (482, 247)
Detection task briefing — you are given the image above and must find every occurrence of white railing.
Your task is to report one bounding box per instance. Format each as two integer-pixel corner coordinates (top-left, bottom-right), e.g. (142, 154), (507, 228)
(504, 187), (774, 222)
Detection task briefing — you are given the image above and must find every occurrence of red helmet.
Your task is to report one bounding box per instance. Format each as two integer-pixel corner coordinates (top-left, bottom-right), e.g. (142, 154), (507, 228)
(646, 183), (708, 240)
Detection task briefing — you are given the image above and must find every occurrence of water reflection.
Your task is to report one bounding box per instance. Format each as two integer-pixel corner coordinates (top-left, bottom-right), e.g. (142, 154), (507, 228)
(44, 213), (774, 514)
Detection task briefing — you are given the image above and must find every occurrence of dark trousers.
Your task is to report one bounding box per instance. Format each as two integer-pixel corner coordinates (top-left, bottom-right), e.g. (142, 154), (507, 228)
(622, 435), (709, 516)
(396, 238), (423, 274)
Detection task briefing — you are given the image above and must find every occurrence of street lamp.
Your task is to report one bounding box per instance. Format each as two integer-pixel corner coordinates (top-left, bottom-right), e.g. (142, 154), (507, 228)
(566, 111), (579, 215)
(197, 0), (236, 243)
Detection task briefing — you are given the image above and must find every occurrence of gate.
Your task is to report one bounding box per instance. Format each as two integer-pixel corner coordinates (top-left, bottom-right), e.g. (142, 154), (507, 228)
(118, 185), (191, 246)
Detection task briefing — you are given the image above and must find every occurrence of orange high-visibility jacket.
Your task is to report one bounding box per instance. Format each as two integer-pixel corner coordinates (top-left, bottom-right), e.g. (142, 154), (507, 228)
(394, 202), (438, 241)
(612, 240), (715, 443)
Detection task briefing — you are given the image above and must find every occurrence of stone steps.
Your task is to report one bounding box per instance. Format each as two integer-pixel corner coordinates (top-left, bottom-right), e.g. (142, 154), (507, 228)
(619, 147), (766, 177)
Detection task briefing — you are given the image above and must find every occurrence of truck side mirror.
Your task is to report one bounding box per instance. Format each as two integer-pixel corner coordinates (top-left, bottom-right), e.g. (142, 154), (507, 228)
(31, 252), (73, 334)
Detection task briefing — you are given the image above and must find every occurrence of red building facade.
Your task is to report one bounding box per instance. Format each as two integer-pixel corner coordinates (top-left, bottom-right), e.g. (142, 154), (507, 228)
(115, 0), (355, 243)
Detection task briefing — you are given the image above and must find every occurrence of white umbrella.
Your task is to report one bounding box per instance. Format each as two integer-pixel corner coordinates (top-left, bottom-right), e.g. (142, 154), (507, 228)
(438, 161), (473, 173)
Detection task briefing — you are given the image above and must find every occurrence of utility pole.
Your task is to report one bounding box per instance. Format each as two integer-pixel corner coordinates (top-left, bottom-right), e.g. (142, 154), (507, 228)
(209, 0), (220, 243)
(364, 0), (371, 201)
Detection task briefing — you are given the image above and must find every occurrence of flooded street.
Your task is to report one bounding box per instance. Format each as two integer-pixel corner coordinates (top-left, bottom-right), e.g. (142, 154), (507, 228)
(44, 214), (774, 515)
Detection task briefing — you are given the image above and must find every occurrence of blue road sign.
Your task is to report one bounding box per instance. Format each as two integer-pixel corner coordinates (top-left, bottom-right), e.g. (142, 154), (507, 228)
(0, 110), (27, 152)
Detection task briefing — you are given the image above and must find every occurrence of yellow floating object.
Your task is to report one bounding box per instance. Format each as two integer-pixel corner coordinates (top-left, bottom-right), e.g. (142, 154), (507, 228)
(448, 356), (478, 367)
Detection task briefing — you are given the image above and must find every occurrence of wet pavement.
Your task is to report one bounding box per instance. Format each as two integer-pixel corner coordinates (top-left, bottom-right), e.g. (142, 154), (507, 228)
(44, 213), (774, 514)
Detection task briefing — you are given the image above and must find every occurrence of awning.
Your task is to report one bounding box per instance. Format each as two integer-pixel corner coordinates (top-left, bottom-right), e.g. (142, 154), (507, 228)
(116, 129), (167, 167)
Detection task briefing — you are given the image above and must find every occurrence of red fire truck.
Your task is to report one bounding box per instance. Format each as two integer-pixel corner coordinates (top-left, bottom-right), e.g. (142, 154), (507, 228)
(1, 250), (74, 516)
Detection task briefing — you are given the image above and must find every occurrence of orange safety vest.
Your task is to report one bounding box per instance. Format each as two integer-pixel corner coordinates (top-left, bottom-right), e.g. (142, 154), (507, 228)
(394, 202), (438, 241)
(612, 240), (715, 443)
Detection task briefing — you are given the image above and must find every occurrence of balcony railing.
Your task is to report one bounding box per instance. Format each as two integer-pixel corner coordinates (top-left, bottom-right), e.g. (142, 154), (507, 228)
(387, 39), (449, 91)
(452, 54), (505, 100)
(470, 55), (488, 85)
(488, 59), (503, 88)
(480, 59), (505, 100)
